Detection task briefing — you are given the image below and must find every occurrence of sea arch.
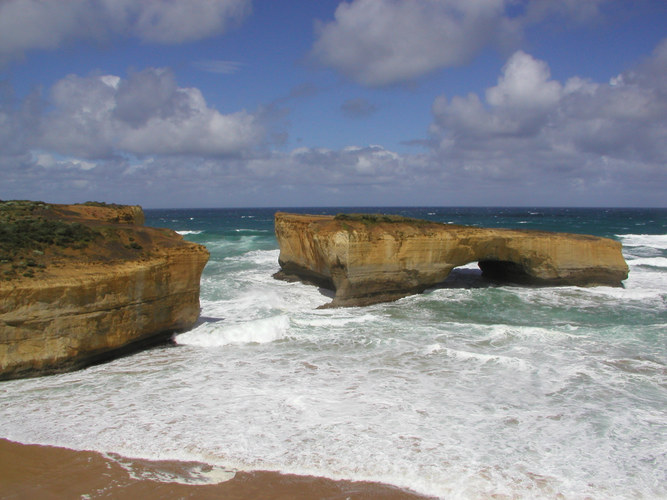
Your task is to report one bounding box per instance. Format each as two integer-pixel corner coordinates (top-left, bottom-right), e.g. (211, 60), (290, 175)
(274, 212), (629, 307)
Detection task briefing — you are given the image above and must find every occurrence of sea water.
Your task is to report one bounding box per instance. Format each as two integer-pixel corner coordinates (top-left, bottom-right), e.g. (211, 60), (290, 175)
(0, 207), (665, 499)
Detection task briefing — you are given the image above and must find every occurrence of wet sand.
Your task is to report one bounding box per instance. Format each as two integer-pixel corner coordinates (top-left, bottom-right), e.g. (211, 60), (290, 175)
(0, 439), (431, 499)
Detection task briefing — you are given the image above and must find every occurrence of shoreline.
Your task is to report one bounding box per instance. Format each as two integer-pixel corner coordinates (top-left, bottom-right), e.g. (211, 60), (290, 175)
(0, 439), (432, 499)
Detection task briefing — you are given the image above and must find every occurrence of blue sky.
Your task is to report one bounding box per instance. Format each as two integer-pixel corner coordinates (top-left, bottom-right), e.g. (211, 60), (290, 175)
(1, 0), (666, 208)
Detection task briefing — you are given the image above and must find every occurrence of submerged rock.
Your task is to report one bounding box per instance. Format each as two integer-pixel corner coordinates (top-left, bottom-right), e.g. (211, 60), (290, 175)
(0, 201), (209, 380)
(274, 212), (629, 307)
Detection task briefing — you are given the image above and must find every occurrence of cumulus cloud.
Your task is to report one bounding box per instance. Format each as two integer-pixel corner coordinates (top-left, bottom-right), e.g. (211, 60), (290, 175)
(431, 51), (562, 141)
(1, 142), (424, 207)
(109, 0), (251, 44)
(239, 145), (405, 187)
(310, 0), (516, 86)
(0, 0), (251, 62)
(429, 41), (667, 200)
(289, 145), (404, 181)
(309, 0), (618, 87)
(38, 67), (264, 159)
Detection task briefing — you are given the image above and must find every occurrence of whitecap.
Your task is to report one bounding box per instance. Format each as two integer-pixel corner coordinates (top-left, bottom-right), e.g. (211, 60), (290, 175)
(587, 284), (667, 304)
(441, 347), (530, 370)
(294, 312), (380, 328)
(175, 315), (290, 347)
(205, 236), (259, 253)
(627, 257), (667, 269)
(226, 249), (279, 266)
(176, 230), (203, 235)
(481, 324), (576, 344)
(423, 343), (442, 355)
(618, 234), (667, 249)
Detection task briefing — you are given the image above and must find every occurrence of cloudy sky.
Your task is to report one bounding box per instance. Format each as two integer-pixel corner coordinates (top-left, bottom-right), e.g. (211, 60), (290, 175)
(1, 0), (665, 208)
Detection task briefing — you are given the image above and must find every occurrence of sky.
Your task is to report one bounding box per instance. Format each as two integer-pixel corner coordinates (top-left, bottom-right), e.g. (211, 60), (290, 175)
(1, 0), (666, 208)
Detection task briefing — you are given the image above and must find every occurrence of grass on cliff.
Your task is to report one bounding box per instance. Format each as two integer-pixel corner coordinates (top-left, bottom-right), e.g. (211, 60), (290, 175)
(0, 219), (98, 251)
(334, 213), (432, 225)
(0, 200), (100, 279)
(82, 201), (123, 208)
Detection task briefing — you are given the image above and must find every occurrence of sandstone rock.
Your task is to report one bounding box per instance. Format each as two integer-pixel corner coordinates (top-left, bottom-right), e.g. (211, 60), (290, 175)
(274, 213), (629, 307)
(0, 202), (209, 380)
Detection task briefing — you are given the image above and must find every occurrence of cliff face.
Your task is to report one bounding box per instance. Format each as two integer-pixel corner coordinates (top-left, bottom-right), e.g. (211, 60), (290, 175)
(274, 213), (629, 307)
(0, 201), (208, 380)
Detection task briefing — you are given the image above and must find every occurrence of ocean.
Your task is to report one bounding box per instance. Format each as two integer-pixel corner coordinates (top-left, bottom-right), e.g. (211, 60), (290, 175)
(0, 207), (665, 499)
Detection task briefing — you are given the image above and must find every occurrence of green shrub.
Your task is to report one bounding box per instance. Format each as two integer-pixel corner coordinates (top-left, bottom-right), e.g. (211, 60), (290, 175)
(83, 201), (122, 208)
(334, 213), (429, 225)
(0, 219), (98, 254)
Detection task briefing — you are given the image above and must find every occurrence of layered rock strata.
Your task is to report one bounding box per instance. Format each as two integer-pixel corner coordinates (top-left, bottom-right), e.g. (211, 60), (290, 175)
(274, 212), (629, 307)
(0, 202), (209, 380)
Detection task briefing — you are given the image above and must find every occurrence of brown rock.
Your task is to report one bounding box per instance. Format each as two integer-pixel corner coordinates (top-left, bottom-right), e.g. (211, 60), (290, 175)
(0, 201), (209, 380)
(274, 212), (629, 307)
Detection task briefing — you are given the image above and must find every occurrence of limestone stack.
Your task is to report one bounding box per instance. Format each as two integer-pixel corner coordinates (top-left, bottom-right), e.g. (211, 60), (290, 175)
(274, 212), (629, 307)
(0, 201), (208, 380)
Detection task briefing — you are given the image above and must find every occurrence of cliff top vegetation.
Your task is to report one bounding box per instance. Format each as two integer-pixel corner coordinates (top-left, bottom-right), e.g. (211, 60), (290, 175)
(334, 213), (435, 226)
(0, 200), (167, 281)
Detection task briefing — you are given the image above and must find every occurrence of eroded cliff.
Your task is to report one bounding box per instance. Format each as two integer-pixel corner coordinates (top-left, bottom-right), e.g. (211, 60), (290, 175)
(274, 212), (629, 307)
(0, 201), (209, 380)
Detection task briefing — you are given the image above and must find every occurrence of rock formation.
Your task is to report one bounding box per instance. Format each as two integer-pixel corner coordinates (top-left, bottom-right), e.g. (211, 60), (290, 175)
(274, 212), (629, 307)
(0, 201), (209, 380)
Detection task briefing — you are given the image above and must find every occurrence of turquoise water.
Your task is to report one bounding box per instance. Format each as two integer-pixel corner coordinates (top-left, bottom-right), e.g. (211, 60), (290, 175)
(1, 207), (665, 499)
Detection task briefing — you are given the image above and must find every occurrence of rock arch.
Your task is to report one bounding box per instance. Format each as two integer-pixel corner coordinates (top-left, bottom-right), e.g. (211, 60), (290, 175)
(274, 213), (629, 307)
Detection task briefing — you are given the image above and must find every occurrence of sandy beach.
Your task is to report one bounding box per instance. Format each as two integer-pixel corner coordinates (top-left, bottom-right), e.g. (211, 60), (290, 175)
(0, 439), (431, 499)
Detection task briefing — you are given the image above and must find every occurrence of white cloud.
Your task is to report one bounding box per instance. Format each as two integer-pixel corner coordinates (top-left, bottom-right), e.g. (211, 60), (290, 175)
(0, 0), (251, 62)
(1, 31), (664, 208)
(1, 142), (424, 207)
(310, 0), (516, 86)
(309, 0), (618, 87)
(431, 51), (563, 140)
(245, 145), (406, 184)
(110, 0), (251, 44)
(485, 51), (562, 110)
(429, 42), (667, 198)
(40, 68), (264, 158)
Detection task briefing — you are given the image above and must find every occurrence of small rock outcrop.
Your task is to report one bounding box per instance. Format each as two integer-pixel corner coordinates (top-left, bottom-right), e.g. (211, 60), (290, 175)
(274, 212), (629, 307)
(0, 201), (209, 380)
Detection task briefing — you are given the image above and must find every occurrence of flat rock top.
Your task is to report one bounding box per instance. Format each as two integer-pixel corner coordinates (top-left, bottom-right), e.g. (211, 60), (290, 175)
(275, 211), (628, 306)
(0, 200), (204, 284)
(275, 212), (605, 242)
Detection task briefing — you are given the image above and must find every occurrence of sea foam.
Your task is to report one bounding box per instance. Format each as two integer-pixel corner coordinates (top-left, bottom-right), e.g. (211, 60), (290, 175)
(0, 211), (664, 500)
(175, 315), (290, 347)
(618, 233), (667, 248)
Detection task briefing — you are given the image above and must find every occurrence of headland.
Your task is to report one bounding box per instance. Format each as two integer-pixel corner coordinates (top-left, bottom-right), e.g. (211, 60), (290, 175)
(0, 200), (209, 380)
